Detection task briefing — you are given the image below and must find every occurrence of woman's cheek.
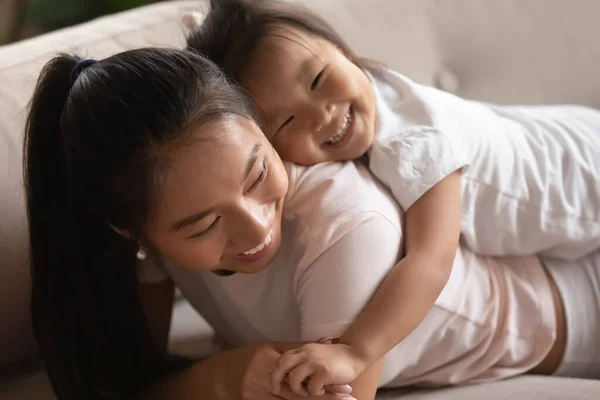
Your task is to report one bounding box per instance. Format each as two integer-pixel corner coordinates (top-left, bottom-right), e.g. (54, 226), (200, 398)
(274, 169), (290, 198)
(269, 157), (290, 197)
(172, 241), (224, 273)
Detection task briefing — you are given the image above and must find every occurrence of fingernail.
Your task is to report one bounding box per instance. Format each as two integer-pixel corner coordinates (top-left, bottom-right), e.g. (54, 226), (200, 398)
(316, 336), (334, 344)
(325, 384), (352, 394)
(341, 397), (357, 400)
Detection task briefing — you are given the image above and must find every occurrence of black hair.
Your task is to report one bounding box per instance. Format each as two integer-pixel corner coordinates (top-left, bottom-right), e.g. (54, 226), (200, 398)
(23, 48), (260, 399)
(187, 0), (379, 83)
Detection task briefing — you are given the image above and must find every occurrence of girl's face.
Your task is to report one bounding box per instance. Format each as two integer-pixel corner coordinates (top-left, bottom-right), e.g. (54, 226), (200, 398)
(147, 116), (288, 274)
(239, 25), (376, 166)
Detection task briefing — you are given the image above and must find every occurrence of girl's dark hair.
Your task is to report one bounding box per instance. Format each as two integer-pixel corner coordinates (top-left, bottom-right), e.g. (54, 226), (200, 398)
(23, 48), (259, 399)
(187, 0), (378, 83)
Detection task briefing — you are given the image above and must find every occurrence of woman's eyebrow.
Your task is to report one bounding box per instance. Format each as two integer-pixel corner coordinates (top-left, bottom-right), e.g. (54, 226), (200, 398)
(243, 143), (262, 182)
(170, 143), (262, 233)
(170, 207), (214, 233)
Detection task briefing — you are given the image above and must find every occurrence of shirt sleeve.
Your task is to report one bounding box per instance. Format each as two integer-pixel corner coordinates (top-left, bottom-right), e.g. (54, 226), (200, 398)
(369, 126), (468, 211)
(296, 213), (403, 341)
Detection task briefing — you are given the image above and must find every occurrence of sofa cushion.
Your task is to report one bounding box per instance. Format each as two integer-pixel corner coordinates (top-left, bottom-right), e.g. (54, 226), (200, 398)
(1, 369), (598, 400)
(2, 1), (600, 398)
(4, 0), (600, 369)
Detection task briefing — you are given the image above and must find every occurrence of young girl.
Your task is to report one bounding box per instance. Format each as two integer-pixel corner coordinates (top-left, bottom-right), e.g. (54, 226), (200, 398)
(186, 0), (600, 395)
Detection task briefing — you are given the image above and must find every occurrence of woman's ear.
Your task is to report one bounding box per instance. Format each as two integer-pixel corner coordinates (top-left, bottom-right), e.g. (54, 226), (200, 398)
(108, 223), (132, 239)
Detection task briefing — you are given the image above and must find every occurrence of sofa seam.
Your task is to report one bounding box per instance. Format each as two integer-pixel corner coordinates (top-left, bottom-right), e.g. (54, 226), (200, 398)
(0, 17), (183, 73)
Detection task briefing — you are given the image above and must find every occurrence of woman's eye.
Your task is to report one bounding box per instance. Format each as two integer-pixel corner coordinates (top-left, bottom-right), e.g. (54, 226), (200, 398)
(311, 69), (324, 90)
(248, 161), (268, 192)
(188, 217), (220, 239)
(278, 116), (294, 132)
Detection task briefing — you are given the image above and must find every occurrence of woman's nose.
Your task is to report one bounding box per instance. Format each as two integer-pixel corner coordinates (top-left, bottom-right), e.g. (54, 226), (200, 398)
(233, 200), (273, 244)
(310, 102), (335, 133)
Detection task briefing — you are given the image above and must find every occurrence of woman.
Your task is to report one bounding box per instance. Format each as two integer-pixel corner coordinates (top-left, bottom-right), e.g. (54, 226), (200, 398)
(24, 48), (325, 400)
(24, 48), (597, 400)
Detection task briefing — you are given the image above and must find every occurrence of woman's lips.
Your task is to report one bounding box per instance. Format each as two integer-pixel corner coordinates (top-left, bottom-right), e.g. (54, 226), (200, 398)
(233, 229), (275, 262)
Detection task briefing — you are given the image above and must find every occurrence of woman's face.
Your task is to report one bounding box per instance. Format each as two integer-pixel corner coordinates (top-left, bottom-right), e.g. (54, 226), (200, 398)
(147, 116), (288, 274)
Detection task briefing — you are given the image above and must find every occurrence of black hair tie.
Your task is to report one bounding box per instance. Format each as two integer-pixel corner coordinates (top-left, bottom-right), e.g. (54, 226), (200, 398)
(70, 58), (97, 84)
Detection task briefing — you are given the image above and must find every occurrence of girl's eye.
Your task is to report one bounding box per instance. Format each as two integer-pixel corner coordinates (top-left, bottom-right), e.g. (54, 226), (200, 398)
(278, 116), (294, 132)
(188, 217), (220, 239)
(248, 161), (268, 193)
(311, 69), (324, 90)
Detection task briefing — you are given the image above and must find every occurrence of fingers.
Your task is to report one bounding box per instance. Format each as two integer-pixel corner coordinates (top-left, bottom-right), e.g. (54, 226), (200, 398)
(288, 363), (315, 395)
(306, 370), (327, 396)
(271, 351), (305, 394)
(308, 368), (348, 396)
(316, 336), (334, 344)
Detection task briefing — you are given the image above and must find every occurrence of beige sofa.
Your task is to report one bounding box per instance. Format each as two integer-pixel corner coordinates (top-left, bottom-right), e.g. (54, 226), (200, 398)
(1, 1), (599, 398)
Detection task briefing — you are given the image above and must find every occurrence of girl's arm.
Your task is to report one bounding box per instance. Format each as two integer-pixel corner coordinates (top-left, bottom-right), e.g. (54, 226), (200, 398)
(272, 170), (461, 394)
(339, 169), (461, 362)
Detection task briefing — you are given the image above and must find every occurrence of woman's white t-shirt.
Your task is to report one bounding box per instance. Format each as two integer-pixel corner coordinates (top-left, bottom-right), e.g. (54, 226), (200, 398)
(138, 161), (555, 387)
(368, 68), (600, 260)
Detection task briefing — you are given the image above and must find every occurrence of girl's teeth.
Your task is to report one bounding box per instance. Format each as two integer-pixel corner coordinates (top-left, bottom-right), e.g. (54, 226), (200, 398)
(242, 231), (273, 255)
(325, 109), (352, 145)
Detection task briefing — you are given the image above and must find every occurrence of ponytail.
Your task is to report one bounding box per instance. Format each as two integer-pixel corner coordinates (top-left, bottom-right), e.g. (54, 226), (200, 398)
(24, 54), (86, 398)
(24, 54), (192, 399)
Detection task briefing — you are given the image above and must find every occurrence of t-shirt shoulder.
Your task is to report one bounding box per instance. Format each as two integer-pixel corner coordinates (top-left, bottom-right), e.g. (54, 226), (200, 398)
(284, 160), (402, 235)
(284, 161), (403, 283)
(283, 161), (404, 342)
(368, 68), (471, 210)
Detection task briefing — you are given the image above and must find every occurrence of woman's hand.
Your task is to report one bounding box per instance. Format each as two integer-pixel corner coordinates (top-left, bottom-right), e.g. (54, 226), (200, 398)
(137, 342), (354, 400)
(240, 343), (356, 400)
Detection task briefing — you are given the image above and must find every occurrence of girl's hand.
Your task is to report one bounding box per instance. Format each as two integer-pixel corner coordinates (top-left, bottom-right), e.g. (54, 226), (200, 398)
(241, 343), (355, 400)
(271, 343), (366, 396)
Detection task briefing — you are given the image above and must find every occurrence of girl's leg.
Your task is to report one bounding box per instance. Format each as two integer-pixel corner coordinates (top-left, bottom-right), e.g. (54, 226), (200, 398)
(528, 267), (566, 375)
(542, 251), (600, 378)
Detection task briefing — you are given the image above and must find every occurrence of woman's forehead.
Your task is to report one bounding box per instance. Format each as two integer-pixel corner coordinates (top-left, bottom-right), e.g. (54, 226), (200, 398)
(169, 117), (263, 174)
(149, 117), (266, 215)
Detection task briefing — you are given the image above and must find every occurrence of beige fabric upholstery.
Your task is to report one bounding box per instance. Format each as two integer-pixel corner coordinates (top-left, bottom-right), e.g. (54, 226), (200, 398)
(0, 0), (200, 368)
(1, 0), (599, 398)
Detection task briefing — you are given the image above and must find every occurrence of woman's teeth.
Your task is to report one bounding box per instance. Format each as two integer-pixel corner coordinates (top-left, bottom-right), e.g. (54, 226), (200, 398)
(325, 108), (352, 145)
(242, 230), (273, 255)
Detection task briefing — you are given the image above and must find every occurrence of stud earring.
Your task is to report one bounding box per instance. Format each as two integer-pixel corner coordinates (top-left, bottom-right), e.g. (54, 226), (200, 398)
(136, 246), (147, 261)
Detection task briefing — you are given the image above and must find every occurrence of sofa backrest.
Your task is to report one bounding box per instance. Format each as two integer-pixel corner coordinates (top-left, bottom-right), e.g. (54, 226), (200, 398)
(0, 0), (202, 368)
(2, 0), (600, 369)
